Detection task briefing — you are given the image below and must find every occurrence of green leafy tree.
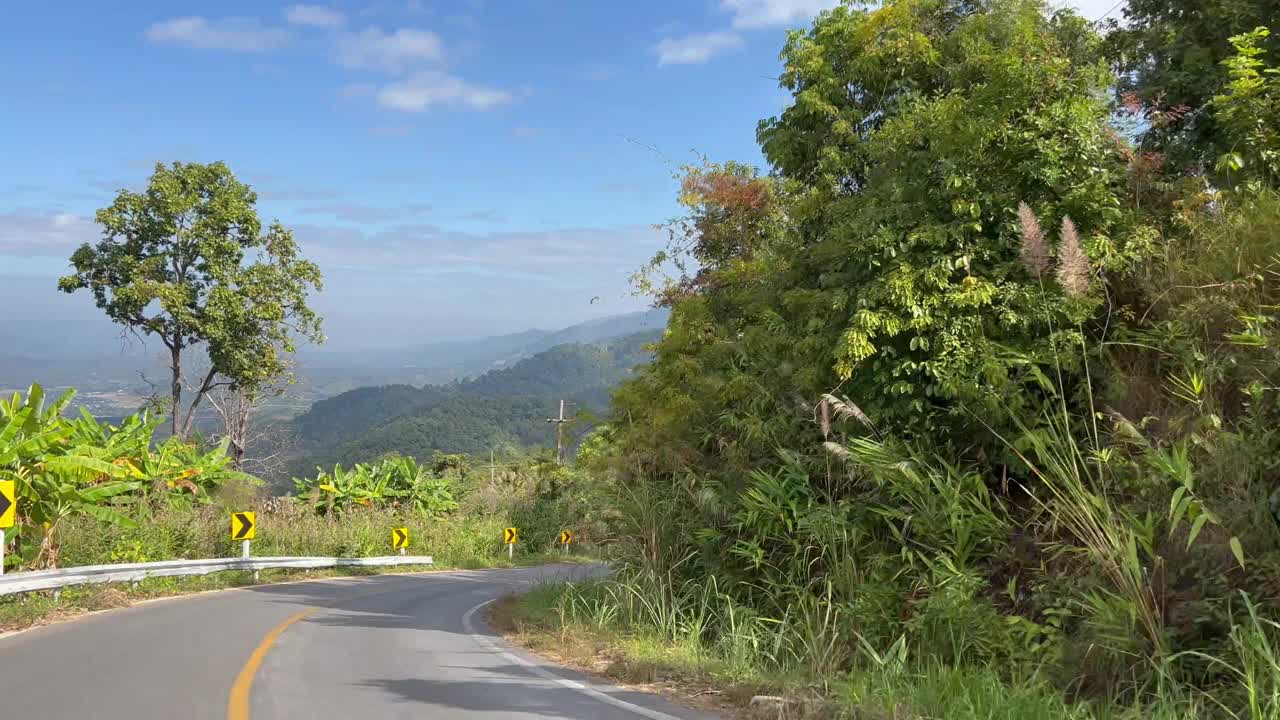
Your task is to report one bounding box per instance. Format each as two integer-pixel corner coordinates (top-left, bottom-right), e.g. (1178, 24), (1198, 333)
(1213, 27), (1280, 185)
(1105, 0), (1279, 169)
(618, 0), (1134, 481)
(58, 161), (324, 439)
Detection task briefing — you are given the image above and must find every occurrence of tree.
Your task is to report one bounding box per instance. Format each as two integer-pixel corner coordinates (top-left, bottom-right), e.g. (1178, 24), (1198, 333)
(1104, 0), (1280, 169)
(58, 161), (324, 439)
(614, 0), (1134, 482)
(1213, 27), (1280, 186)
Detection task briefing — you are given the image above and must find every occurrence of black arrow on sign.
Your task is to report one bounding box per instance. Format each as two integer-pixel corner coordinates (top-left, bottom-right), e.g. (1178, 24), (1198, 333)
(233, 512), (254, 540)
(394, 529), (408, 547)
(0, 489), (11, 520)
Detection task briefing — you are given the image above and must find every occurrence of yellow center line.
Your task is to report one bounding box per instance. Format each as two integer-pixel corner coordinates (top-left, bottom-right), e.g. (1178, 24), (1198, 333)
(226, 609), (312, 720)
(225, 574), (455, 720)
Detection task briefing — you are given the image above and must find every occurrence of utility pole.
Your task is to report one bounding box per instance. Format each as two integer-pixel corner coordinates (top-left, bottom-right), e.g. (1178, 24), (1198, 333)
(546, 399), (571, 464)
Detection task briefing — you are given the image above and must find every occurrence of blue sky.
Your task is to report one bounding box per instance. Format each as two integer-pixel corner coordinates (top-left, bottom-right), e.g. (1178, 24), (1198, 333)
(1, 0), (1119, 353)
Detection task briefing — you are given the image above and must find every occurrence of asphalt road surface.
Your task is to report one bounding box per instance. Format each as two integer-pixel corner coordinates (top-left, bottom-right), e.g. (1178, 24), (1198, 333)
(0, 565), (721, 720)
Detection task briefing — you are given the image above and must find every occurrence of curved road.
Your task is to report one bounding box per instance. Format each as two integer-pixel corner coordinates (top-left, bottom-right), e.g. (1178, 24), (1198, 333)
(0, 565), (720, 719)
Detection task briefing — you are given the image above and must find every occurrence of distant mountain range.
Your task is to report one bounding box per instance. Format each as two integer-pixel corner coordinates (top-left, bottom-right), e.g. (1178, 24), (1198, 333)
(286, 329), (661, 479)
(1, 308), (669, 421)
(293, 308), (669, 394)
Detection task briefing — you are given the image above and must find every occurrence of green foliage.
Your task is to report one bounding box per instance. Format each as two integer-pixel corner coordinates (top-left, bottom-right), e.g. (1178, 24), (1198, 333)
(763, 0), (1124, 438)
(0, 383), (255, 570)
(293, 384), (449, 447)
(293, 455), (461, 516)
(1105, 0), (1280, 168)
(1, 381), (611, 577)
(1213, 27), (1280, 186)
(615, 0), (1137, 487)
(58, 160), (323, 438)
(582, 0), (1280, 717)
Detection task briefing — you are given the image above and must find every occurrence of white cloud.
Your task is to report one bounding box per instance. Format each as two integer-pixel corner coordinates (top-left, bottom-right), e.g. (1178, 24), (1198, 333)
(145, 17), (290, 52)
(723, 0), (840, 28)
(654, 31), (743, 66)
(376, 71), (511, 111)
(285, 5), (346, 27)
(336, 28), (444, 72)
(0, 211), (96, 256)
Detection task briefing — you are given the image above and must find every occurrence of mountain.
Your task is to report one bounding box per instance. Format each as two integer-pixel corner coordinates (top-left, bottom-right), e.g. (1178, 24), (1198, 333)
(287, 330), (660, 476)
(2, 308), (669, 423)
(296, 308), (669, 390)
(293, 384), (450, 448)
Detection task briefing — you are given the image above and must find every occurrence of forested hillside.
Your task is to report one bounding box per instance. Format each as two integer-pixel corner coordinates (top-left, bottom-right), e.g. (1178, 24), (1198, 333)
(320, 395), (564, 465)
(292, 383), (450, 447)
(288, 330), (659, 474)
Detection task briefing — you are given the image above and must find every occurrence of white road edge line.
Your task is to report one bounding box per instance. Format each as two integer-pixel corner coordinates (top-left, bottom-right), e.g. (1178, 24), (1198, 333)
(462, 598), (691, 720)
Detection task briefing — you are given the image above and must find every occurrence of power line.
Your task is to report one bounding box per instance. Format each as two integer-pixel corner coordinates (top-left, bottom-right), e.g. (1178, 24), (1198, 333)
(1091, 0), (1125, 25)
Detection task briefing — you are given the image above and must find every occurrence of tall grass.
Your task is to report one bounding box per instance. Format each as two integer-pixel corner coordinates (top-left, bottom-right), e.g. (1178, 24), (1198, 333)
(53, 504), (535, 569)
(507, 408), (1280, 719)
(518, 569), (1280, 719)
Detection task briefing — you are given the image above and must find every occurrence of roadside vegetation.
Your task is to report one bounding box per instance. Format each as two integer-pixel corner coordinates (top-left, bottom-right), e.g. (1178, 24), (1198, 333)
(506, 1), (1280, 718)
(0, 155), (610, 631)
(0, 382), (604, 629)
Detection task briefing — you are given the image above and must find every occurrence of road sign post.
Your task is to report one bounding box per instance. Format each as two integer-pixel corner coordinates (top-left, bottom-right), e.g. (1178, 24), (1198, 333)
(557, 530), (573, 555)
(0, 480), (15, 576)
(392, 528), (409, 555)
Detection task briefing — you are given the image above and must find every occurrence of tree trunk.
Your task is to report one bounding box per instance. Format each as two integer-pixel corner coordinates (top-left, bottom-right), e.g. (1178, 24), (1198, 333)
(180, 367), (218, 440)
(229, 393), (250, 469)
(170, 343), (182, 439)
(231, 440), (246, 469)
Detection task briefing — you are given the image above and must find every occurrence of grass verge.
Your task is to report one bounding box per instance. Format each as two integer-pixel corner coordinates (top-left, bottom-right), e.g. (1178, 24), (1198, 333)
(489, 583), (797, 719)
(490, 580), (1217, 720)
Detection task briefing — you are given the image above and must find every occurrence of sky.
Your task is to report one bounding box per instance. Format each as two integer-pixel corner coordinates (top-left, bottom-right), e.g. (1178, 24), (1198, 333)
(0, 0), (1122, 354)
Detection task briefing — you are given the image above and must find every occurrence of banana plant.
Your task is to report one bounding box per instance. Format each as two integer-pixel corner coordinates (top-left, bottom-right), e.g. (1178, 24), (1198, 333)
(297, 464), (382, 515)
(1, 383), (256, 568)
(294, 456), (458, 516)
(1, 384), (143, 568)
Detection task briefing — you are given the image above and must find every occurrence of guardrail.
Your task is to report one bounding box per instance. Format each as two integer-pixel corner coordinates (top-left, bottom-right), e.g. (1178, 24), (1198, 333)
(0, 555), (435, 596)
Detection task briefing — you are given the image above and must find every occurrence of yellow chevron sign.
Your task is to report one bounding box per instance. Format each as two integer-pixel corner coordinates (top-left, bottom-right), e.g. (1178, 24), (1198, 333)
(557, 530), (573, 544)
(503, 527), (518, 544)
(0, 480), (14, 529)
(231, 511), (255, 540)
(392, 527), (409, 549)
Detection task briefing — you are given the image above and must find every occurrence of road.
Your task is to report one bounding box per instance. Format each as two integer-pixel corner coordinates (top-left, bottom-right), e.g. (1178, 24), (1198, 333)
(0, 565), (721, 720)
